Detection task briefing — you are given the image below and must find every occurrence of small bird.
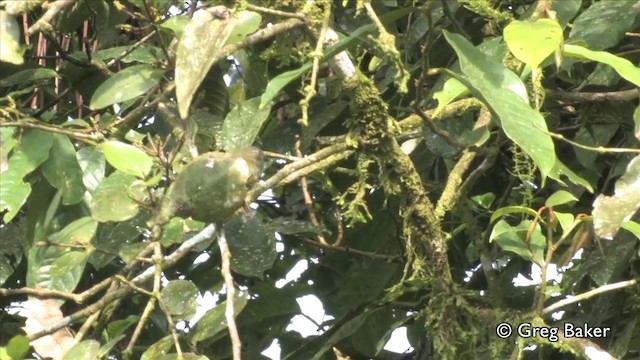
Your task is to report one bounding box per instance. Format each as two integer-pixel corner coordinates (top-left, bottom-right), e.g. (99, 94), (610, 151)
(157, 147), (263, 224)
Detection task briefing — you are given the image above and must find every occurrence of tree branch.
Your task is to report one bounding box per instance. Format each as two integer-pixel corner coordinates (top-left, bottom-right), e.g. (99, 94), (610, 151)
(542, 278), (639, 316)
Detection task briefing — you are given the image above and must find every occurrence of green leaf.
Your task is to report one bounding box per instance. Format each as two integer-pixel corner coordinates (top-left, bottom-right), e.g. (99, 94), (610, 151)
(118, 242), (148, 264)
(563, 44), (640, 87)
(93, 45), (166, 64)
(490, 220), (545, 265)
(442, 30), (557, 177)
(0, 67), (58, 87)
(553, 212), (575, 233)
(90, 171), (145, 222)
(90, 64), (165, 110)
(96, 334), (125, 358)
(160, 15), (190, 38)
(160, 280), (199, 321)
(593, 155), (640, 239)
(432, 77), (469, 117)
(100, 141), (153, 178)
(260, 64), (313, 109)
(504, 19), (563, 70)
(49, 216), (98, 246)
(432, 37), (506, 117)
(190, 293), (249, 344)
(62, 340), (100, 360)
(568, 0), (639, 51)
(0, 11), (24, 65)
(547, 159), (595, 193)
(621, 221), (640, 239)
(175, 9), (237, 118)
(6, 335), (29, 360)
(221, 97), (272, 152)
(141, 335), (175, 360)
(27, 218), (96, 295)
(103, 315), (139, 340)
(51, 251), (90, 278)
(545, 190), (578, 207)
(490, 206), (537, 224)
(224, 11), (261, 45)
(41, 134), (86, 205)
(77, 147), (106, 194)
(0, 130), (54, 222)
(226, 216), (277, 278)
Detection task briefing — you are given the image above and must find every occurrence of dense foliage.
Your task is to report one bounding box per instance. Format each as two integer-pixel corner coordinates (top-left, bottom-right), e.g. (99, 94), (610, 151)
(1, 0), (639, 359)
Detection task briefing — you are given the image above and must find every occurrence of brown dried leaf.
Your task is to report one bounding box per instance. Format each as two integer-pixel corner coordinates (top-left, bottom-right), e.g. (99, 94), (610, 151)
(21, 295), (75, 359)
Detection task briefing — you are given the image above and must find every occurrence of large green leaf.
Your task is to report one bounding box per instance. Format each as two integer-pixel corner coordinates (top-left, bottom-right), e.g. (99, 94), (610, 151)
(593, 155), (640, 240)
(93, 45), (166, 65)
(432, 37), (506, 117)
(160, 280), (199, 321)
(490, 220), (546, 265)
(221, 97), (272, 152)
(41, 134), (85, 205)
(226, 215), (277, 278)
(100, 141), (153, 178)
(0, 67), (58, 87)
(189, 293), (249, 344)
(141, 335), (175, 360)
(27, 217), (97, 294)
(442, 30), (556, 178)
(175, 9), (236, 118)
(0, 130), (53, 222)
(49, 216), (98, 247)
(62, 340), (100, 360)
(0, 10), (24, 64)
(76, 147), (106, 194)
(6, 335), (29, 360)
(224, 10), (261, 45)
(504, 19), (563, 70)
(90, 64), (165, 110)
(569, 0), (639, 50)
(563, 44), (640, 87)
(90, 171), (145, 222)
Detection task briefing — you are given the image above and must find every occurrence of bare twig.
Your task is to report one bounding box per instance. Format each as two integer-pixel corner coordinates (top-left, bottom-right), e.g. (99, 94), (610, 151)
(246, 4), (307, 20)
(299, 1), (331, 126)
(301, 238), (401, 262)
(218, 227), (242, 360)
(0, 287), (82, 303)
(296, 139), (328, 244)
(542, 278), (639, 316)
(542, 128), (640, 154)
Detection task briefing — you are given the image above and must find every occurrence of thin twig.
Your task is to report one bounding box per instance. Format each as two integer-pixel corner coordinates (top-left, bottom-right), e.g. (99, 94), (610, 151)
(542, 128), (640, 154)
(301, 238), (401, 262)
(299, 0), (331, 126)
(218, 226), (242, 360)
(0, 287), (82, 303)
(296, 139), (328, 244)
(246, 4), (307, 20)
(247, 143), (354, 201)
(542, 278), (639, 316)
